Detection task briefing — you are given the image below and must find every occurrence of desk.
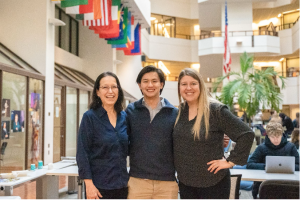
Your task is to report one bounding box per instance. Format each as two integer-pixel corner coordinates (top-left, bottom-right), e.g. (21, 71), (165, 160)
(0, 161), (76, 197)
(230, 169), (300, 182)
(47, 165), (83, 199)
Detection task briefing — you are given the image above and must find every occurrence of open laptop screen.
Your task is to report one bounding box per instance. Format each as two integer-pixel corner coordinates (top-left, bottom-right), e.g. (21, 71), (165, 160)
(265, 156), (295, 174)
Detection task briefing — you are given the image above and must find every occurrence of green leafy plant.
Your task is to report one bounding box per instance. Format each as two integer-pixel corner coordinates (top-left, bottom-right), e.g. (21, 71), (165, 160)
(213, 52), (285, 125)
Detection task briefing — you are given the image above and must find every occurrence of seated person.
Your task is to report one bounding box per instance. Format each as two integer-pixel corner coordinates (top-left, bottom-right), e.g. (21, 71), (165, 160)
(293, 112), (299, 128)
(279, 113), (294, 136)
(247, 122), (299, 199)
(291, 128), (299, 149)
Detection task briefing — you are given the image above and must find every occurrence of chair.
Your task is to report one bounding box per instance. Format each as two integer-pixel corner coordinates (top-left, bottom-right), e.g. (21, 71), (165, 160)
(259, 179), (299, 199)
(230, 174), (242, 199)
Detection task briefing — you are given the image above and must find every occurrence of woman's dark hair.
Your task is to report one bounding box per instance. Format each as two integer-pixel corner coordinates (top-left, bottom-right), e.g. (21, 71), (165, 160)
(89, 72), (124, 113)
(136, 65), (165, 94)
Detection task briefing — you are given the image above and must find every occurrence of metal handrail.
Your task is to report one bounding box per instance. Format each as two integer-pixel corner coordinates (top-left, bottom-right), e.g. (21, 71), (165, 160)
(199, 30), (278, 39)
(276, 17), (300, 31)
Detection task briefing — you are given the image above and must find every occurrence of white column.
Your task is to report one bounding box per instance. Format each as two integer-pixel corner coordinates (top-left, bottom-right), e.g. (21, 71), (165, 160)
(44, 0), (55, 165)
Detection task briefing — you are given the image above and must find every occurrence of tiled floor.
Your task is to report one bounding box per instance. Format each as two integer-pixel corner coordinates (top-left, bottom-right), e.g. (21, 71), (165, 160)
(59, 190), (252, 200)
(0, 177), (254, 199)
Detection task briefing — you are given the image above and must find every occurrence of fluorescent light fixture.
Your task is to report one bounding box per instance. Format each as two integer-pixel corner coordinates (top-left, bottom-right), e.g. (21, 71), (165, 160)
(207, 77), (211, 82)
(279, 58), (284, 61)
(165, 23), (171, 26)
(48, 18), (65, 26)
(158, 61), (170, 75)
(155, 20), (158, 23)
(283, 9), (299, 14)
(278, 13), (282, 17)
(150, 17), (156, 21)
(194, 25), (200, 30)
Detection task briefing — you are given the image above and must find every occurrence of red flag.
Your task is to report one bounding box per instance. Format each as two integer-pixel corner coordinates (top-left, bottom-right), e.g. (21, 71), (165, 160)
(83, 0), (111, 26)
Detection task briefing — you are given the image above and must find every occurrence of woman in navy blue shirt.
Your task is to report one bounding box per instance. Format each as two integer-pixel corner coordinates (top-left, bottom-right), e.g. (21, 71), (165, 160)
(77, 72), (129, 199)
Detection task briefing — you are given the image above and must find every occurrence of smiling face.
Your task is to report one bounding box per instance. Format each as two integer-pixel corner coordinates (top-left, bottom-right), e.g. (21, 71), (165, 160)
(179, 75), (200, 105)
(96, 76), (119, 108)
(138, 72), (164, 99)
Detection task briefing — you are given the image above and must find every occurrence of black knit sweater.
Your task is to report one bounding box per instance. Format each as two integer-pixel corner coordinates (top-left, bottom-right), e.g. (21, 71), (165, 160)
(173, 103), (254, 188)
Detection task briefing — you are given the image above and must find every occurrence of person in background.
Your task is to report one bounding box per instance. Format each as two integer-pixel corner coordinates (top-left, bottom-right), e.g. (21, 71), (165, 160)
(269, 110), (275, 121)
(173, 68), (254, 199)
(291, 128), (299, 149)
(279, 113), (294, 136)
(293, 112), (299, 128)
(247, 122), (299, 199)
(269, 112), (282, 124)
(77, 72), (128, 199)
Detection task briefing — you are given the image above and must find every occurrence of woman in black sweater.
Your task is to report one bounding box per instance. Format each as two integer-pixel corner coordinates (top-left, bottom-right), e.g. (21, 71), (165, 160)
(173, 68), (254, 199)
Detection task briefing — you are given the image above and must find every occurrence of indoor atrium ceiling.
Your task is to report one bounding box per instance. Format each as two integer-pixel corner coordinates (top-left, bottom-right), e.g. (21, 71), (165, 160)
(252, 0), (299, 23)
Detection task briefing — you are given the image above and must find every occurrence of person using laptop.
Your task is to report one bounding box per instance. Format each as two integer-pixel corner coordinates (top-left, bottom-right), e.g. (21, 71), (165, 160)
(247, 122), (299, 199)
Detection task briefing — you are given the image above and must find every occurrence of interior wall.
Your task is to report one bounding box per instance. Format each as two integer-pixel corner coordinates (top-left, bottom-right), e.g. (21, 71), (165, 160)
(0, 0), (48, 75)
(78, 25), (114, 80)
(222, 2), (253, 32)
(150, 0), (198, 19)
(289, 104), (300, 119)
(116, 51), (143, 100)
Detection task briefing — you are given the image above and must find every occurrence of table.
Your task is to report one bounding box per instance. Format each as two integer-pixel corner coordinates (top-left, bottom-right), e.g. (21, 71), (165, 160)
(0, 161), (76, 197)
(230, 169), (300, 182)
(46, 165), (83, 199)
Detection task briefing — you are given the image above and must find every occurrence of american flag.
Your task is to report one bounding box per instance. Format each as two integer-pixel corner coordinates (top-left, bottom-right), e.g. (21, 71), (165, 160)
(223, 0), (231, 76)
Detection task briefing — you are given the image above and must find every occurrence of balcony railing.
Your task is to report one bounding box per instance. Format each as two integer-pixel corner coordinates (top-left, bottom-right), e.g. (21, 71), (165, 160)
(278, 71), (299, 78)
(199, 30), (278, 40)
(276, 16), (300, 31)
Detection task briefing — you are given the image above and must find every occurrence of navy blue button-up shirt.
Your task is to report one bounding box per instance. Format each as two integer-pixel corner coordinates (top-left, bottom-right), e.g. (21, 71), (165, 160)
(76, 107), (129, 190)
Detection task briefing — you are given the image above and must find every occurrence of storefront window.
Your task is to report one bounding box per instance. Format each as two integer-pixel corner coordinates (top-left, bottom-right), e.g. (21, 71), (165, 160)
(79, 90), (89, 125)
(66, 87), (77, 157)
(1, 72), (27, 172)
(27, 78), (43, 169)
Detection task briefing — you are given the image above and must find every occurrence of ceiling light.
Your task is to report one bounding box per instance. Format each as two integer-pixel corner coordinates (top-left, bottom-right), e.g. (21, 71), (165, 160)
(279, 58), (284, 61)
(165, 23), (171, 26)
(278, 13), (282, 17)
(150, 17), (156, 21)
(158, 61), (170, 75)
(283, 9), (299, 14)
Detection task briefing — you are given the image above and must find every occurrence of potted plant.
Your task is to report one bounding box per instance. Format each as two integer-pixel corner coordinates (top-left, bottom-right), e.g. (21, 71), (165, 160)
(213, 52), (286, 126)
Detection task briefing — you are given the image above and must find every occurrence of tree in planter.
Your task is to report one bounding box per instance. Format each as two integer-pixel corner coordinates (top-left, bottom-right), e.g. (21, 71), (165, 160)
(213, 52), (286, 126)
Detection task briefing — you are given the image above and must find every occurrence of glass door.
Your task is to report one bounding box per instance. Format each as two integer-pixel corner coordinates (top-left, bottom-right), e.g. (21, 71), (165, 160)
(53, 85), (65, 162)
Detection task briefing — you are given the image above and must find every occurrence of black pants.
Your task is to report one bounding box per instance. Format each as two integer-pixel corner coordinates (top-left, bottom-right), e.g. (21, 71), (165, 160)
(179, 172), (231, 199)
(86, 187), (128, 199)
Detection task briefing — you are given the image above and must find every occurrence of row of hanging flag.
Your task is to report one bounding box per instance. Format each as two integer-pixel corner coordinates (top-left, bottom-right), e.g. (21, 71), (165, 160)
(52, 0), (141, 55)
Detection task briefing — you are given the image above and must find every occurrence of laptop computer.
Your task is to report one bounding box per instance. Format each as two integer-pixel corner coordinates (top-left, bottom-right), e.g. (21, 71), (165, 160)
(265, 156), (295, 174)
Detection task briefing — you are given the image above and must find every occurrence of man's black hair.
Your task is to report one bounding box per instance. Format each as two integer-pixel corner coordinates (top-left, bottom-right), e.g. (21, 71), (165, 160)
(136, 65), (165, 94)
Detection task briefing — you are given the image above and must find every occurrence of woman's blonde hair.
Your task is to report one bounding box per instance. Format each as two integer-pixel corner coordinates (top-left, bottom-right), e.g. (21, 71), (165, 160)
(291, 128), (299, 143)
(175, 68), (218, 140)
